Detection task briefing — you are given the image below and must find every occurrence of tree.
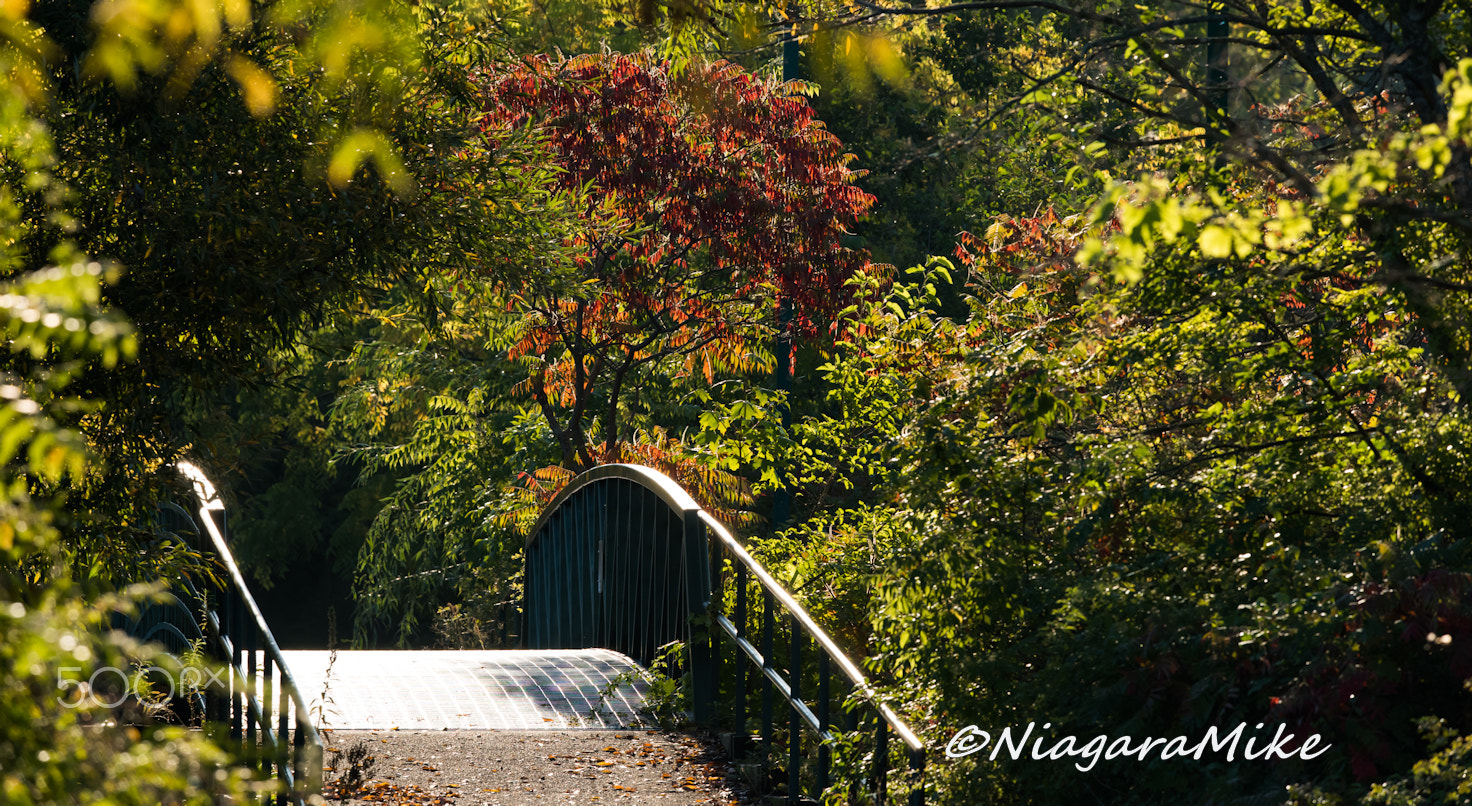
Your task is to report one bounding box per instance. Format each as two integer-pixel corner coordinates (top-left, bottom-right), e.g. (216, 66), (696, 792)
(20, 0), (536, 584)
(798, 4), (1472, 801)
(480, 51), (882, 470)
(632, 2), (1472, 803)
(0, 11), (257, 790)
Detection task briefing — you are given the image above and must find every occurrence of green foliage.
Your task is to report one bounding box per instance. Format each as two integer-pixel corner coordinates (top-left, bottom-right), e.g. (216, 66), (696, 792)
(332, 272), (564, 645)
(594, 640), (689, 729)
(1365, 717), (1472, 805)
(748, 504), (913, 658)
(24, 0), (556, 589)
(0, 261), (251, 801)
(1, 591), (256, 804)
(837, 49), (1472, 803)
(0, 0), (554, 796)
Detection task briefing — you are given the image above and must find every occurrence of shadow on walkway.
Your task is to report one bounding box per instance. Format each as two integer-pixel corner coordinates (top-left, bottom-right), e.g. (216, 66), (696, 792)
(281, 649), (650, 731)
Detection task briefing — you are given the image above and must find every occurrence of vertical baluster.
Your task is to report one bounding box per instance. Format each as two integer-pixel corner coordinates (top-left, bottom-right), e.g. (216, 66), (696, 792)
(230, 593), (242, 743)
(818, 651), (830, 796)
(708, 539), (721, 722)
(670, 505), (685, 667)
(207, 601), (221, 730)
(527, 528), (538, 646)
(788, 616), (801, 802)
(606, 481), (622, 656)
(734, 561), (747, 737)
(710, 535), (722, 715)
(649, 488), (663, 664)
(596, 481), (608, 649)
(693, 512), (714, 723)
(550, 510), (564, 647)
(542, 514), (554, 647)
(527, 529), (538, 647)
(571, 500), (584, 647)
(556, 510), (571, 647)
(663, 498), (675, 664)
(908, 746), (925, 806)
(761, 589), (775, 771)
(571, 505), (581, 647)
(636, 487), (653, 663)
(616, 479), (633, 658)
(214, 599), (225, 730)
(665, 497), (677, 663)
(582, 492), (595, 647)
(875, 716), (890, 806)
(707, 544), (720, 711)
(293, 702), (306, 800)
(277, 669), (290, 806)
(551, 508), (563, 646)
(263, 654), (274, 788)
(247, 618), (258, 774)
(635, 487), (651, 662)
(304, 709), (323, 803)
(847, 703), (860, 804)
(541, 522), (554, 647)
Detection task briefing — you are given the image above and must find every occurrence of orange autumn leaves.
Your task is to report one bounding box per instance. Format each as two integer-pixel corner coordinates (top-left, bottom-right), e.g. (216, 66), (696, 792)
(478, 52), (879, 466)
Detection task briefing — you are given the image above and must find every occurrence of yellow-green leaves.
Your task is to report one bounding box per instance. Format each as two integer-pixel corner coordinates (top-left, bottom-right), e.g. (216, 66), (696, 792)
(1264, 199), (1312, 251)
(83, 0), (427, 195)
(86, 0), (250, 91)
(1084, 174), (1316, 282)
(1441, 57), (1472, 142)
(1320, 148), (1397, 225)
(326, 127), (413, 195)
(0, 262), (136, 367)
(223, 54), (275, 116)
(0, 262), (133, 488)
(1080, 59), (1472, 286)
(805, 25), (910, 97)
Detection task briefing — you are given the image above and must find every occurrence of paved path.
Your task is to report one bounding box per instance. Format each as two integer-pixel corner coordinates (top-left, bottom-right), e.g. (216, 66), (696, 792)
(320, 729), (755, 805)
(281, 650), (651, 731)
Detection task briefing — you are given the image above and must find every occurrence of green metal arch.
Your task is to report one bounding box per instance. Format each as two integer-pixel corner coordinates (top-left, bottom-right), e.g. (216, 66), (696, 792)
(523, 463), (714, 721)
(525, 463), (699, 551)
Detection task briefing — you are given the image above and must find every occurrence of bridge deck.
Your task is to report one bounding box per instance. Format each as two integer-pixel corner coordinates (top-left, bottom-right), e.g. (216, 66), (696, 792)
(280, 649), (651, 731)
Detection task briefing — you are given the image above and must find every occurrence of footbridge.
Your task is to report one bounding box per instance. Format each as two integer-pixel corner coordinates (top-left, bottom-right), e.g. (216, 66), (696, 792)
(129, 463), (925, 805)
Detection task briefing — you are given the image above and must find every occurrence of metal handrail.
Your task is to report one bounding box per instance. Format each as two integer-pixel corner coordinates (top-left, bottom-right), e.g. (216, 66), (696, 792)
(176, 461), (323, 804)
(700, 511), (925, 806)
(700, 510), (924, 750)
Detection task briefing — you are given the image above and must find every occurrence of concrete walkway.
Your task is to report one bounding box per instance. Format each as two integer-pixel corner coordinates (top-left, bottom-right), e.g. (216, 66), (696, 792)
(281, 650), (651, 731)
(320, 729), (754, 805)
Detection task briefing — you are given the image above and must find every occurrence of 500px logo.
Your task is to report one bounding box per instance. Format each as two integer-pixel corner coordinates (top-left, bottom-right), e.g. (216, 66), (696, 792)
(55, 665), (227, 709)
(945, 721), (1331, 772)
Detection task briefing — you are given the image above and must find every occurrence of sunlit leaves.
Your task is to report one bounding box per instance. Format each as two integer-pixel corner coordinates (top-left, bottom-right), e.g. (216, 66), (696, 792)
(223, 54), (276, 115)
(481, 51), (882, 467)
(845, 45), (1472, 805)
(0, 261), (135, 366)
(84, 0), (425, 193)
(1082, 175), (1315, 281)
(326, 127), (411, 194)
(0, 43), (240, 792)
(86, 0), (251, 91)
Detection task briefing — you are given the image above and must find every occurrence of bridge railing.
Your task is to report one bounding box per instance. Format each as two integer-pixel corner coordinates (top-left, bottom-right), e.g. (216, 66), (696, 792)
(704, 510), (925, 806)
(525, 464), (705, 670)
(172, 462), (323, 804)
(525, 463), (924, 805)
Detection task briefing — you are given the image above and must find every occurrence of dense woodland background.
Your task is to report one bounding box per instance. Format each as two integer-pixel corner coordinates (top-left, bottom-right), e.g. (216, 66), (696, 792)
(4, 0), (1472, 802)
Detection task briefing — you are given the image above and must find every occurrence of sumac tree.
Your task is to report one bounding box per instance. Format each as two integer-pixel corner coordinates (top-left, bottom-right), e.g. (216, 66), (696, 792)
(481, 52), (881, 469)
